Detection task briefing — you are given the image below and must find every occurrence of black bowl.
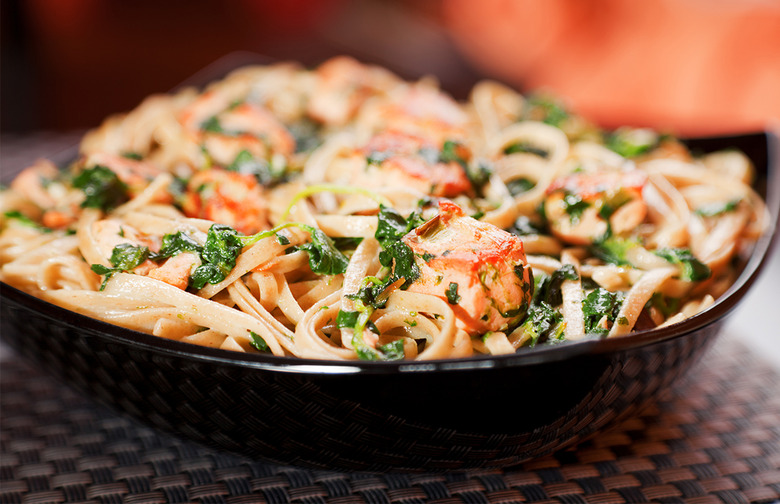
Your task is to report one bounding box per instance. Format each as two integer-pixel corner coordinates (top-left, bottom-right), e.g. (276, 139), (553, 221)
(1, 59), (778, 472)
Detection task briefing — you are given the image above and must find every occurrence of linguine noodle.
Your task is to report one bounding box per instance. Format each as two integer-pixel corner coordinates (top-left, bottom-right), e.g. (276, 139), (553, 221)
(0, 56), (769, 360)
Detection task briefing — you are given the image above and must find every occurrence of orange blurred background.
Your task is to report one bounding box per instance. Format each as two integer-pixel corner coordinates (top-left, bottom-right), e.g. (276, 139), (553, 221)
(2, 0), (779, 137)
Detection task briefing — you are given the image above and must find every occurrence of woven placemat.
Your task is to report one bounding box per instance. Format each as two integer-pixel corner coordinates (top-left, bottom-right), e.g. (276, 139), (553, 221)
(1, 334), (778, 504)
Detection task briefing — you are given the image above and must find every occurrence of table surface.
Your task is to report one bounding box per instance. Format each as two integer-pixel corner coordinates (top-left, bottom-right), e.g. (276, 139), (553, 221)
(1, 132), (779, 503)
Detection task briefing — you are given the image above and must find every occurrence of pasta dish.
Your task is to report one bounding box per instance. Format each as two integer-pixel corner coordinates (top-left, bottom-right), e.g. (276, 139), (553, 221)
(0, 57), (769, 360)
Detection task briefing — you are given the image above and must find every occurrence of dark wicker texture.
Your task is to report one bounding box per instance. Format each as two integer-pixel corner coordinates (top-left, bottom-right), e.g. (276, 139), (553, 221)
(2, 335), (779, 504)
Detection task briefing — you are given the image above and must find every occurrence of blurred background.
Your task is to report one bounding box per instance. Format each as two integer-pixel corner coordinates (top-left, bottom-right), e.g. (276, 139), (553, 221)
(2, 0), (779, 137)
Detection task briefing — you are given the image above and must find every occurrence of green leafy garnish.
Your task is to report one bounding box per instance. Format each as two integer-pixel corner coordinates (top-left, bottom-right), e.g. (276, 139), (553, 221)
(523, 94), (569, 127)
(503, 141), (549, 158)
(295, 225), (350, 276)
(376, 339), (405, 360)
(249, 331), (271, 353)
(533, 264), (579, 307)
(439, 140), (468, 170)
(694, 199), (740, 217)
(378, 240), (419, 289)
(520, 302), (565, 347)
(506, 177), (536, 196)
(508, 215), (545, 236)
(227, 149), (285, 186)
(189, 224), (244, 289)
(445, 282), (461, 304)
(3, 210), (51, 232)
(201, 116), (224, 133)
(605, 128), (659, 158)
(288, 118), (323, 153)
(590, 236), (641, 266)
(374, 205), (425, 289)
(153, 231), (203, 261)
(647, 293), (680, 317)
(375, 205), (424, 244)
(366, 150), (392, 166)
(72, 165), (129, 211)
(582, 287), (625, 336)
(91, 243), (150, 290)
(332, 237), (363, 251)
(654, 248), (711, 282)
(562, 193), (590, 221)
(336, 310), (360, 329)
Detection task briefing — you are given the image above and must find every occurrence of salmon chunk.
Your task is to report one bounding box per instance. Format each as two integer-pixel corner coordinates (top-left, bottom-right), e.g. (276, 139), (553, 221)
(403, 201), (533, 335)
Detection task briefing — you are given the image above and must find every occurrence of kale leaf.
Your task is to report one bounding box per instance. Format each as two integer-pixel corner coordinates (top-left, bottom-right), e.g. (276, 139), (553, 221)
(694, 199), (740, 217)
(374, 205), (423, 289)
(91, 243), (150, 290)
(604, 128), (661, 158)
(378, 240), (420, 289)
(445, 282), (461, 304)
(72, 165), (129, 212)
(295, 225), (350, 276)
(503, 141), (549, 158)
(189, 224), (244, 289)
(654, 248), (711, 282)
(227, 149), (285, 186)
(506, 177), (536, 196)
(153, 231), (203, 261)
(582, 287), (625, 336)
(523, 94), (569, 127)
(521, 301), (565, 347)
(590, 236), (641, 266)
(533, 264), (579, 307)
(249, 331), (271, 353)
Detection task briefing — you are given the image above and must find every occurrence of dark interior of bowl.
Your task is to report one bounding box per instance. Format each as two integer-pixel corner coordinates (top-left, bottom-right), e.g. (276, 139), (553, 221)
(2, 128), (777, 472)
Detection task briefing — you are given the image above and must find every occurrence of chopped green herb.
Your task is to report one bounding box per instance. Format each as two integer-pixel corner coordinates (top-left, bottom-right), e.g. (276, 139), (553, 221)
(521, 301), (565, 346)
(524, 94), (569, 127)
(201, 116), (223, 133)
(590, 236), (641, 266)
(439, 140), (468, 170)
(694, 199), (740, 217)
(445, 282), (461, 304)
(72, 165), (129, 211)
(421, 252), (435, 263)
(503, 141), (549, 158)
(336, 310), (360, 329)
(152, 231), (203, 262)
(605, 128), (659, 158)
(228, 149), (285, 186)
(189, 224), (244, 289)
(582, 287), (625, 336)
(533, 264), (578, 307)
(295, 226), (350, 276)
(648, 293), (680, 317)
(377, 339), (405, 360)
(654, 248), (711, 282)
(249, 331), (271, 352)
(378, 241), (419, 289)
(508, 215), (545, 236)
(331, 237), (361, 251)
(288, 118), (323, 153)
(90, 243), (150, 290)
(276, 233), (290, 245)
(506, 177), (536, 196)
(3, 210), (50, 232)
(562, 193), (590, 221)
(366, 150), (392, 166)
